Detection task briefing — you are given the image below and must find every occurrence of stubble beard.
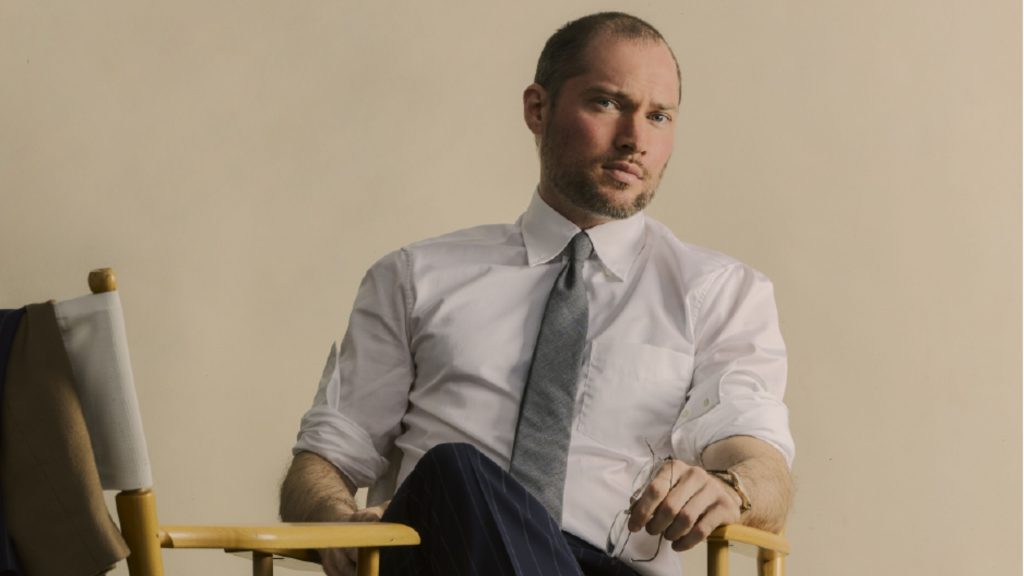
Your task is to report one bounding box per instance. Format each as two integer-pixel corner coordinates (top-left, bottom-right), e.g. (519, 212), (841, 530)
(540, 134), (662, 221)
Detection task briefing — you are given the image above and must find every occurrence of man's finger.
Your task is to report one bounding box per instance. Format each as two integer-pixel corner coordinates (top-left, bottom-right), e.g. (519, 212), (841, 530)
(670, 506), (728, 552)
(628, 460), (696, 532)
(663, 483), (719, 541)
(349, 508), (382, 522)
(643, 470), (704, 535)
(667, 479), (742, 550)
(626, 461), (671, 532)
(348, 501), (389, 523)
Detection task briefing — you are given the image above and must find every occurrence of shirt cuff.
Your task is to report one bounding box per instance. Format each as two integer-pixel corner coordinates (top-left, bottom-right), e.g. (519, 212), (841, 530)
(672, 393), (795, 468)
(293, 405), (391, 487)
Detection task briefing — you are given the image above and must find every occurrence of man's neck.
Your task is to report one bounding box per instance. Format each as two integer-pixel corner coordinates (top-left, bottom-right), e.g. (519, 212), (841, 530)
(536, 186), (612, 230)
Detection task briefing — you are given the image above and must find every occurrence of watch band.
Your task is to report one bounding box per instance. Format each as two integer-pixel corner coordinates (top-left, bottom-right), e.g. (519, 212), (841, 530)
(708, 469), (753, 512)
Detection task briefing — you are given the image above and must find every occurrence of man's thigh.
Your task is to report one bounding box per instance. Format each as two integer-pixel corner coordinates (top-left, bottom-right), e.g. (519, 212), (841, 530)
(380, 443), (638, 576)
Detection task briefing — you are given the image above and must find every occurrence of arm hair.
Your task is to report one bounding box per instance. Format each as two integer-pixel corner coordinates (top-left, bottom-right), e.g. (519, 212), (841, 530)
(279, 451), (359, 522)
(701, 435), (793, 533)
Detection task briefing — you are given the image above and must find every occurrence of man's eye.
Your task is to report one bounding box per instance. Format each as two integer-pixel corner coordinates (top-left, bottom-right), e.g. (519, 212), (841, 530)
(595, 98), (617, 109)
(650, 112), (672, 124)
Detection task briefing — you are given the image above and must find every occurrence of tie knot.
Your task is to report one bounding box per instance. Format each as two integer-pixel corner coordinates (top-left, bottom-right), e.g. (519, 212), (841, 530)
(569, 232), (593, 262)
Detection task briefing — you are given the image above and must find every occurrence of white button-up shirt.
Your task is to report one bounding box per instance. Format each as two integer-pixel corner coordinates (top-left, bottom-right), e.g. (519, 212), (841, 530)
(295, 192), (793, 575)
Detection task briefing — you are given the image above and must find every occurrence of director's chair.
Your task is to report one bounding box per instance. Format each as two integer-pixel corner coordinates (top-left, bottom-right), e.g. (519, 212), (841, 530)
(0, 268), (417, 576)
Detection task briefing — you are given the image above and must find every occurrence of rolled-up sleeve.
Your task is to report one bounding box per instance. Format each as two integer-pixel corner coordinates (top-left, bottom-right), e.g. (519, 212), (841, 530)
(293, 249), (415, 487)
(671, 263), (795, 468)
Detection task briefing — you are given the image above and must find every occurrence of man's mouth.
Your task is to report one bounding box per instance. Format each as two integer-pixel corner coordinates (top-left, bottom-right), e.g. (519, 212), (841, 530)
(603, 161), (645, 184)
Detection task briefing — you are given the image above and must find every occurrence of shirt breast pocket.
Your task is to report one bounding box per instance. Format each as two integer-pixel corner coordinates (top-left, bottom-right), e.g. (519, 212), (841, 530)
(577, 340), (694, 455)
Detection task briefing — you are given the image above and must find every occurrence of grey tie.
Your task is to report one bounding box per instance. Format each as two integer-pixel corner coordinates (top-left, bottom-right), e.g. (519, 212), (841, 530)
(510, 231), (593, 522)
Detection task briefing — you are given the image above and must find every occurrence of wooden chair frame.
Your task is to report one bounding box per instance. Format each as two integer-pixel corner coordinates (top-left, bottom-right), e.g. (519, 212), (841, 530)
(707, 524), (789, 576)
(89, 269), (418, 576)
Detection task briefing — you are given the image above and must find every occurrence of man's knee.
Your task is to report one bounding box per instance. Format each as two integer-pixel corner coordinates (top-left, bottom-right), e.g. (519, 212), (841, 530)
(419, 442), (482, 468)
(409, 442), (498, 487)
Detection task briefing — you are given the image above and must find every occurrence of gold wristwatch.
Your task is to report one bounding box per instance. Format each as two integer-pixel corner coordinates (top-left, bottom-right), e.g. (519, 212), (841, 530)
(708, 469), (752, 512)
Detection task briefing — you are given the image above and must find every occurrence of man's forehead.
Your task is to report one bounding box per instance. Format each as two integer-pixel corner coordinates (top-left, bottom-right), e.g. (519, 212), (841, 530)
(573, 36), (680, 105)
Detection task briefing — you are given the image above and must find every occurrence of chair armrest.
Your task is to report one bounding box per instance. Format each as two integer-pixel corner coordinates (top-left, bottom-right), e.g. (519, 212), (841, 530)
(707, 524), (789, 555)
(158, 522), (420, 551)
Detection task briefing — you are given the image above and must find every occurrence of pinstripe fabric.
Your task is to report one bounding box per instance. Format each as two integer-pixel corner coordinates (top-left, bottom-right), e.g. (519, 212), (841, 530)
(381, 443), (638, 576)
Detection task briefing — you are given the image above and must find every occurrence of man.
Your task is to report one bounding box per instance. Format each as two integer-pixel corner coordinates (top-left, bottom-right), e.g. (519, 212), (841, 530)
(281, 12), (793, 576)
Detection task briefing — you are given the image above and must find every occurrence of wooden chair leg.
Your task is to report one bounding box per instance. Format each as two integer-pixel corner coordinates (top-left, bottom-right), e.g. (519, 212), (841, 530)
(708, 540), (729, 576)
(357, 548), (380, 576)
(116, 489), (165, 576)
(758, 549), (784, 576)
(252, 550), (274, 576)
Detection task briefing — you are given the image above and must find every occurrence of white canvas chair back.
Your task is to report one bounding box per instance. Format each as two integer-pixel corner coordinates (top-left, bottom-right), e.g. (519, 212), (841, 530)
(57, 268), (418, 576)
(55, 290), (152, 491)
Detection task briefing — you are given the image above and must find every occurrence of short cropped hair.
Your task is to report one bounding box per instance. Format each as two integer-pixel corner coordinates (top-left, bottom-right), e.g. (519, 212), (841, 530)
(534, 12), (681, 103)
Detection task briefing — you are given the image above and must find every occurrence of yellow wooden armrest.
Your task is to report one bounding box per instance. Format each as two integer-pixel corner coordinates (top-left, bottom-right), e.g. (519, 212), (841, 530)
(707, 524), (788, 555)
(706, 524), (788, 576)
(158, 522), (420, 550)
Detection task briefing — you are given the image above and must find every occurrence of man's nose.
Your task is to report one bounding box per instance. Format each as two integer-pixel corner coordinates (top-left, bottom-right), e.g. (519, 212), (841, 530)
(614, 114), (647, 155)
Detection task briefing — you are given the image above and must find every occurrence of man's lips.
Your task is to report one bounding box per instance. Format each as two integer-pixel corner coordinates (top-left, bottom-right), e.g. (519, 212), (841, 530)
(603, 161), (645, 183)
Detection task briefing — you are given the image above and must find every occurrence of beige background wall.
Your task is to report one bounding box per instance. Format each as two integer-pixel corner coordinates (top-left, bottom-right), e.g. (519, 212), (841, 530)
(1, 1), (1019, 574)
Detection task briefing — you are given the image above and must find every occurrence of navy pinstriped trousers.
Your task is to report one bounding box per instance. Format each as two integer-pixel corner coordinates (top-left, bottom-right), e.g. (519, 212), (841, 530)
(380, 443), (638, 576)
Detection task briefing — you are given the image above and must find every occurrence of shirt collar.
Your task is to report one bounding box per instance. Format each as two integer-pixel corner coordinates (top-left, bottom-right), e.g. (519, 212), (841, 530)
(519, 191), (646, 281)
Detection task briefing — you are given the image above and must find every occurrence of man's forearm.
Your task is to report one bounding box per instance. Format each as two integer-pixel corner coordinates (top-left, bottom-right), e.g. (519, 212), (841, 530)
(280, 451), (359, 522)
(702, 435), (792, 533)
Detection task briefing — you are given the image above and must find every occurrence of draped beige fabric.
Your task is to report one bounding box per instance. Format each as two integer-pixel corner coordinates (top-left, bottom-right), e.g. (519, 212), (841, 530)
(1, 303), (128, 576)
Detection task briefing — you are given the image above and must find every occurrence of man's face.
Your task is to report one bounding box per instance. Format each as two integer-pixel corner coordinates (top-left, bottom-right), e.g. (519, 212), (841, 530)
(531, 36), (680, 227)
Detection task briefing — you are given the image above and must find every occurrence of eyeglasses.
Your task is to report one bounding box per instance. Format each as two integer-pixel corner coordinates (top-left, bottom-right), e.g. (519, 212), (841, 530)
(605, 443), (674, 562)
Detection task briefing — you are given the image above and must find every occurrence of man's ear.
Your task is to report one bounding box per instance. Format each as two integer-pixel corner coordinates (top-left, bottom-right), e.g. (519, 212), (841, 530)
(523, 83), (548, 136)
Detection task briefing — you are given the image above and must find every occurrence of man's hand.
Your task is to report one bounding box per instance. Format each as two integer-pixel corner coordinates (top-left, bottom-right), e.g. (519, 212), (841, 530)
(318, 503), (389, 576)
(280, 452), (396, 576)
(627, 459), (742, 551)
(626, 435), (792, 552)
